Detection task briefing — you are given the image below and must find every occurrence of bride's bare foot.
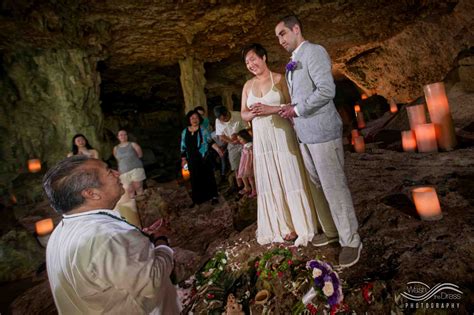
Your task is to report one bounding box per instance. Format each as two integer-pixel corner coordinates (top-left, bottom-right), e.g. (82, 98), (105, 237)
(284, 232), (297, 241)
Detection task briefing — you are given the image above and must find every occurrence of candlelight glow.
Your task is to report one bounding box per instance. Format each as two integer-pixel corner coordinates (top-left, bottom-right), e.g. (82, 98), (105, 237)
(414, 123), (438, 153)
(354, 136), (365, 153)
(35, 218), (54, 236)
(182, 167), (190, 181)
(28, 159), (41, 173)
(351, 129), (359, 145)
(389, 98), (398, 113)
(407, 104), (427, 130)
(423, 82), (457, 150)
(356, 112), (366, 129)
(361, 93), (368, 100)
(401, 130), (417, 152)
(354, 104), (361, 113)
(412, 187), (443, 221)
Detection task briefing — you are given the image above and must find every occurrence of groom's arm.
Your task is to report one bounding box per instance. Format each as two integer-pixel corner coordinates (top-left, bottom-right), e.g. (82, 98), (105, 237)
(294, 45), (336, 117)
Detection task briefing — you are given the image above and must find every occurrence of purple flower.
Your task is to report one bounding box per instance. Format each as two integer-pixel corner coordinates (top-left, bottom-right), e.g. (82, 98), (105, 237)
(286, 60), (297, 72)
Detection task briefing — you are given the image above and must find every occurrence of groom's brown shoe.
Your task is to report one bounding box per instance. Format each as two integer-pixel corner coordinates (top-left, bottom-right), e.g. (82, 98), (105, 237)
(311, 234), (339, 247)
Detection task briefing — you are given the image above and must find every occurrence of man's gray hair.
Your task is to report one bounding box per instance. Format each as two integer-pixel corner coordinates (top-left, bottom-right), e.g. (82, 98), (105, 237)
(42, 155), (101, 214)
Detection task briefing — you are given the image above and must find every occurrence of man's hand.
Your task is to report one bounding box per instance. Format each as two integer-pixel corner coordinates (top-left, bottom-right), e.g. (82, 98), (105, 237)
(278, 104), (297, 119)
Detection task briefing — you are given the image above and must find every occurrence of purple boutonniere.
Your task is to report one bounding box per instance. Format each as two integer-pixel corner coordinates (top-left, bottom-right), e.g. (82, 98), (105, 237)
(286, 60), (297, 72)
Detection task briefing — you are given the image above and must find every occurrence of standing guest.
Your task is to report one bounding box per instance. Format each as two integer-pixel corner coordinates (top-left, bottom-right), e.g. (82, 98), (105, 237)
(214, 106), (246, 190)
(241, 43), (324, 247)
(181, 110), (223, 205)
(43, 155), (181, 314)
(236, 129), (256, 198)
(276, 15), (362, 267)
(67, 134), (99, 159)
(211, 126), (228, 182)
(195, 106), (211, 131)
(113, 129), (146, 199)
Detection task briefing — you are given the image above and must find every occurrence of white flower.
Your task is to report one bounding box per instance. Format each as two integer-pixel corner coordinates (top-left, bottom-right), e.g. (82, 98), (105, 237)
(219, 266), (223, 271)
(322, 281), (334, 297)
(208, 280), (213, 285)
(312, 268), (322, 278)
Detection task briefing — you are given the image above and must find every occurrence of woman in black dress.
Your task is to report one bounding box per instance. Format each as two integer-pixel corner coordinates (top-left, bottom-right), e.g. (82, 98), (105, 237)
(180, 110), (223, 205)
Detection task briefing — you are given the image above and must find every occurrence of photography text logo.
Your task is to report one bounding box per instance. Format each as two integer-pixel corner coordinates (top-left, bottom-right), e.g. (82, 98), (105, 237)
(400, 281), (463, 309)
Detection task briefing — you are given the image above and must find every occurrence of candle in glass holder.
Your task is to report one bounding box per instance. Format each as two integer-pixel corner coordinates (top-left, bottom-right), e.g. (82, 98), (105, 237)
(389, 98), (398, 113)
(423, 82), (457, 150)
(412, 187), (443, 221)
(35, 218), (54, 236)
(351, 129), (359, 145)
(414, 123), (438, 153)
(28, 159), (41, 173)
(407, 104), (427, 130)
(354, 136), (365, 153)
(401, 130), (417, 152)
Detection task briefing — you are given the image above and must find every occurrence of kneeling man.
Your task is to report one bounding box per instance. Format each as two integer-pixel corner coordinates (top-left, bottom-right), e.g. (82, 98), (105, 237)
(43, 156), (180, 314)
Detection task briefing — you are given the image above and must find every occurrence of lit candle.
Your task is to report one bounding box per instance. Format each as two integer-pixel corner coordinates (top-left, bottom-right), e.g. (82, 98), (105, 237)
(35, 218), (54, 236)
(354, 136), (365, 153)
(414, 123), (438, 153)
(28, 159), (42, 173)
(401, 130), (417, 152)
(182, 166), (190, 181)
(351, 129), (359, 145)
(389, 98), (398, 113)
(10, 193), (17, 204)
(354, 104), (361, 113)
(423, 82), (457, 150)
(356, 112), (366, 129)
(412, 187), (443, 221)
(361, 93), (368, 100)
(407, 104), (427, 130)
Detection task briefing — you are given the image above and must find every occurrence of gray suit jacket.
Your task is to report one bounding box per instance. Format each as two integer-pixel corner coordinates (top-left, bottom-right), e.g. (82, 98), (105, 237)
(286, 41), (342, 144)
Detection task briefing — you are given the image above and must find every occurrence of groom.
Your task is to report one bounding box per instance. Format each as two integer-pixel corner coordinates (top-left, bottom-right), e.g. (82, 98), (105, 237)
(276, 15), (362, 268)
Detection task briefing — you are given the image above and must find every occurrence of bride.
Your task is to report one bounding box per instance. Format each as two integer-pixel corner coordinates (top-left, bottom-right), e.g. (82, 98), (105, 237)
(240, 43), (326, 247)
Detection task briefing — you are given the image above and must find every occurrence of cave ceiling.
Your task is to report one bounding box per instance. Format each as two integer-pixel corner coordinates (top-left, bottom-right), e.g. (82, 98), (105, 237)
(0, 0), (463, 112)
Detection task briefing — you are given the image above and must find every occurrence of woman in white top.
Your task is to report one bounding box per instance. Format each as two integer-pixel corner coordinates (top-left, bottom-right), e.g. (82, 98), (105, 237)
(241, 43), (322, 247)
(67, 134), (99, 159)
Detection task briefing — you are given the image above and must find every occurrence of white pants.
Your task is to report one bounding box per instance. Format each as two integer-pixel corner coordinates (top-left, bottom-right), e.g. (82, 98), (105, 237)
(299, 138), (361, 248)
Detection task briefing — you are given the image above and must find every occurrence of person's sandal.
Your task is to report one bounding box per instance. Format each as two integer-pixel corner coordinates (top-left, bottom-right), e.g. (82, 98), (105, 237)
(283, 232), (297, 242)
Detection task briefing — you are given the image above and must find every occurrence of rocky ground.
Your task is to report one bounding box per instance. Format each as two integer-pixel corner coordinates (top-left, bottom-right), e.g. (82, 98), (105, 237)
(2, 85), (474, 314)
(3, 142), (473, 314)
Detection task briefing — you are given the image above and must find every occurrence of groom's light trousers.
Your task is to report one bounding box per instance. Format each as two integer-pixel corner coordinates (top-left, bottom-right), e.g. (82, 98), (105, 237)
(299, 138), (361, 248)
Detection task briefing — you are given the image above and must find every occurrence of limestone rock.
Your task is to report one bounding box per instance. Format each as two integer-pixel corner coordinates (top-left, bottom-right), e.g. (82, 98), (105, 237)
(0, 229), (44, 282)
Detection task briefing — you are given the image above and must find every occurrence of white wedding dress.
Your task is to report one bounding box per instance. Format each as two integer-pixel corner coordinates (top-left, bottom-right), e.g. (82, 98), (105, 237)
(247, 72), (319, 246)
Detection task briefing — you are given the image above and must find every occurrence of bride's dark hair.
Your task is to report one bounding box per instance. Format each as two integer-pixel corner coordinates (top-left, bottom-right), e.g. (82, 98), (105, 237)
(241, 43), (268, 62)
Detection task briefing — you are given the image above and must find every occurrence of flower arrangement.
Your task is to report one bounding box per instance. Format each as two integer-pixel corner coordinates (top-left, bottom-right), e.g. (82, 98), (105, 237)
(196, 251), (228, 287)
(286, 60), (298, 72)
(299, 259), (345, 314)
(255, 248), (293, 280)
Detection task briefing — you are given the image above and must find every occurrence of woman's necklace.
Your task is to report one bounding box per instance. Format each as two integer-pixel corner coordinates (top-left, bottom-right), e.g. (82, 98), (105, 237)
(189, 126), (199, 135)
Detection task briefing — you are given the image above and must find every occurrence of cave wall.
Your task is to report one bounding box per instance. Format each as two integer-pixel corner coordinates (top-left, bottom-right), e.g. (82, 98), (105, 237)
(0, 49), (106, 191)
(335, 0), (473, 102)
